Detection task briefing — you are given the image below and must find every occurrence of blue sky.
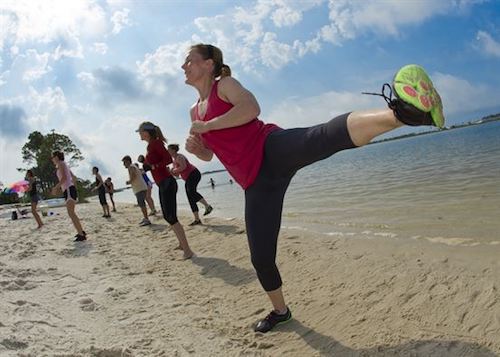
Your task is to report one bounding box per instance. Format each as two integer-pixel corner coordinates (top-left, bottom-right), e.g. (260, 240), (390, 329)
(1, 0), (500, 186)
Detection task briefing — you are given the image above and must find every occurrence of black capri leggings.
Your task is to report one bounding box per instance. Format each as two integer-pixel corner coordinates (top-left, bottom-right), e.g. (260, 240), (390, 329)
(185, 169), (204, 213)
(245, 113), (356, 292)
(158, 176), (178, 225)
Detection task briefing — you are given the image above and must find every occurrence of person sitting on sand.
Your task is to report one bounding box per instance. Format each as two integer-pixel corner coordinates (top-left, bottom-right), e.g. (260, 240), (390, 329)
(25, 169), (43, 229)
(167, 144), (213, 226)
(92, 167), (111, 218)
(51, 151), (86, 242)
(122, 155), (151, 226)
(104, 177), (117, 212)
(183, 43), (445, 332)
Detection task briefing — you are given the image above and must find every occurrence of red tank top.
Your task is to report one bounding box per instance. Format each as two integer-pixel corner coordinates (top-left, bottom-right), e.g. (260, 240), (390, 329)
(174, 154), (196, 181)
(197, 81), (280, 189)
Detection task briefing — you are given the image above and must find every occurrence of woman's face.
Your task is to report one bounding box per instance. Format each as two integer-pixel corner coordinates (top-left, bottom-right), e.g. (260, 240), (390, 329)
(139, 130), (149, 141)
(51, 156), (59, 166)
(182, 49), (210, 85)
(92, 168), (97, 175)
(167, 148), (176, 156)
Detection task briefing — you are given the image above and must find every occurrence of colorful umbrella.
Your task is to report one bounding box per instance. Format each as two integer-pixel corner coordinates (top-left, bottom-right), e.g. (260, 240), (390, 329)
(3, 180), (30, 194)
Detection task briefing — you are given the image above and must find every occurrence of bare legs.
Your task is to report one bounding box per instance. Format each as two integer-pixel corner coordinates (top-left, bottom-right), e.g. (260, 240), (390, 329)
(346, 109), (403, 146)
(66, 200), (84, 235)
(31, 202), (43, 229)
(171, 222), (194, 259)
(146, 186), (156, 214)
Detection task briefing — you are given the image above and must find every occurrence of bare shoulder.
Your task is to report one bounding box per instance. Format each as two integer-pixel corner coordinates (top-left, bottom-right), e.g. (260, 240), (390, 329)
(218, 77), (249, 102)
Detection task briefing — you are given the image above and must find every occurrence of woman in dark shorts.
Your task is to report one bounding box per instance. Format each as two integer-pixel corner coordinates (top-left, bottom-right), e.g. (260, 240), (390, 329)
(51, 151), (86, 241)
(26, 169), (43, 229)
(92, 167), (111, 218)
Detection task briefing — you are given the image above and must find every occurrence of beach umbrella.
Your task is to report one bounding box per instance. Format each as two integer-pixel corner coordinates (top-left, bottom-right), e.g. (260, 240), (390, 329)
(5, 180), (30, 194)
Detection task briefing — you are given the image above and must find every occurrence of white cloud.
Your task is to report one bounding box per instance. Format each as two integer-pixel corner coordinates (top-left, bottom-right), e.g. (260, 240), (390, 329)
(28, 86), (68, 118)
(320, 0), (450, 43)
(10, 49), (53, 82)
(264, 89), (381, 128)
(52, 31), (84, 60)
(476, 31), (500, 58)
(92, 42), (109, 55)
(136, 41), (191, 95)
(77, 71), (97, 87)
(0, 0), (107, 48)
(111, 8), (132, 35)
(432, 73), (499, 115)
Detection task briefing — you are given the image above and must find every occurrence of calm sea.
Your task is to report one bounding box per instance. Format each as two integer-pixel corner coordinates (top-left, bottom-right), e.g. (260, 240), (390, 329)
(114, 121), (500, 244)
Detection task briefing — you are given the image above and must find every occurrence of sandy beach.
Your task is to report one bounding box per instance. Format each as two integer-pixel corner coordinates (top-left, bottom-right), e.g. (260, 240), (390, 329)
(0, 202), (499, 356)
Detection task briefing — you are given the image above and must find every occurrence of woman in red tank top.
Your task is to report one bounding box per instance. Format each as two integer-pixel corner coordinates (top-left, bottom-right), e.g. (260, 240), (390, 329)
(183, 44), (444, 333)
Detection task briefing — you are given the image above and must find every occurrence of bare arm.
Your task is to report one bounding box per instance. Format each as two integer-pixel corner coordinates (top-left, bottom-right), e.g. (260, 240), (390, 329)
(127, 167), (137, 184)
(190, 77), (260, 134)
(186, 105), (214, 161)
(172, 155), (187, 174)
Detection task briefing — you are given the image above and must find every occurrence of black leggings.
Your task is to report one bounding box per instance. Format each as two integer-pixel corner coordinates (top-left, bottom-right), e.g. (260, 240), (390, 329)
(158, 176), (178, 225)
(185, 169), (204, 213)
(245, 113), (356, 291)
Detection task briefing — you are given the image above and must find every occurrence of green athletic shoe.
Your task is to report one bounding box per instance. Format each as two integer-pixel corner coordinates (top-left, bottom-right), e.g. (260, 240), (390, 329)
(363, 64), (445, 128)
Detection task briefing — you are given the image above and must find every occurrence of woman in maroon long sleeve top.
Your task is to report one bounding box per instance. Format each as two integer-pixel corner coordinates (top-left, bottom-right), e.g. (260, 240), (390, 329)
(137, 122), (194, 259)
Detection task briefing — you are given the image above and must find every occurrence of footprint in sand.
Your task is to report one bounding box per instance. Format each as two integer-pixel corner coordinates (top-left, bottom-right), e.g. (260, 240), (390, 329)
(78, 297), (99, 312)
(0, 279), (37, 291)
(0, 338), (28, 350)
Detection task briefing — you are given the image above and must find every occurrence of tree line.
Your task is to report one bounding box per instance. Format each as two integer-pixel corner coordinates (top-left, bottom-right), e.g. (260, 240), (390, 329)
(0, 130), (93, 205)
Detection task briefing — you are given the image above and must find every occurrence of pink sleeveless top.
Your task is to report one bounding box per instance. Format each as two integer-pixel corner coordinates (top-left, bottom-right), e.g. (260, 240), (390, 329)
(197, 81), (280, 189)
(174, 154), (196, 181)
(56, 161), (74, 191)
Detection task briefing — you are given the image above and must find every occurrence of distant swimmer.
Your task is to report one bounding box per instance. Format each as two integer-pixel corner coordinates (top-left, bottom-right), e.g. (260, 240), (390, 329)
(168, 144), (213, 226)
(184, 43), (445, 332)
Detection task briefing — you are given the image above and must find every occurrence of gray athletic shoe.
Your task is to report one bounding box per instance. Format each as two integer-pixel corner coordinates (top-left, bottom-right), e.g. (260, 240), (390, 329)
(139, 218), (151, 226)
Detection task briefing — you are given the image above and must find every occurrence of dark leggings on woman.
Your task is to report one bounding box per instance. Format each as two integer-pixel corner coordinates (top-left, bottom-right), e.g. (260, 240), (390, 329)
(158, 176), (178, 225)
(245, 113), (356, 292)
(185, 169), (204, 213)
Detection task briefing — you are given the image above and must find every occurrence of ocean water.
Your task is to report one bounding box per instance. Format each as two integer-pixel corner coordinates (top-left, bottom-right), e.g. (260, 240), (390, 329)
(114, 121), (500, 244)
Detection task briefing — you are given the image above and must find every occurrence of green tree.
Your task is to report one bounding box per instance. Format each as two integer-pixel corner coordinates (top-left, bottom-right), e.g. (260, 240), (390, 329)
(19, 130), (84, 195)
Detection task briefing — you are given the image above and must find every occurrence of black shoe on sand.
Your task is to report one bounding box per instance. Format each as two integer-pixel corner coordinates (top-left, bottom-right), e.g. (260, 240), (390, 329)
(254, 308), (292, 333)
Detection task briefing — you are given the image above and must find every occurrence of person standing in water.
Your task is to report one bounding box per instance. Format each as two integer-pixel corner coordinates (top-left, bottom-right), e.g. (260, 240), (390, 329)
(167, 144), (213, 226)
(51, 151), (86, 241)
(122, 155), (151, 226)
(138, 154), (157, 216)
(183, 43), (445, 332)
(104, 177), (117, 212)
(25, 169), (43, 229)
(137, 122), (194, 259)
(92, 167), (111, 218)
